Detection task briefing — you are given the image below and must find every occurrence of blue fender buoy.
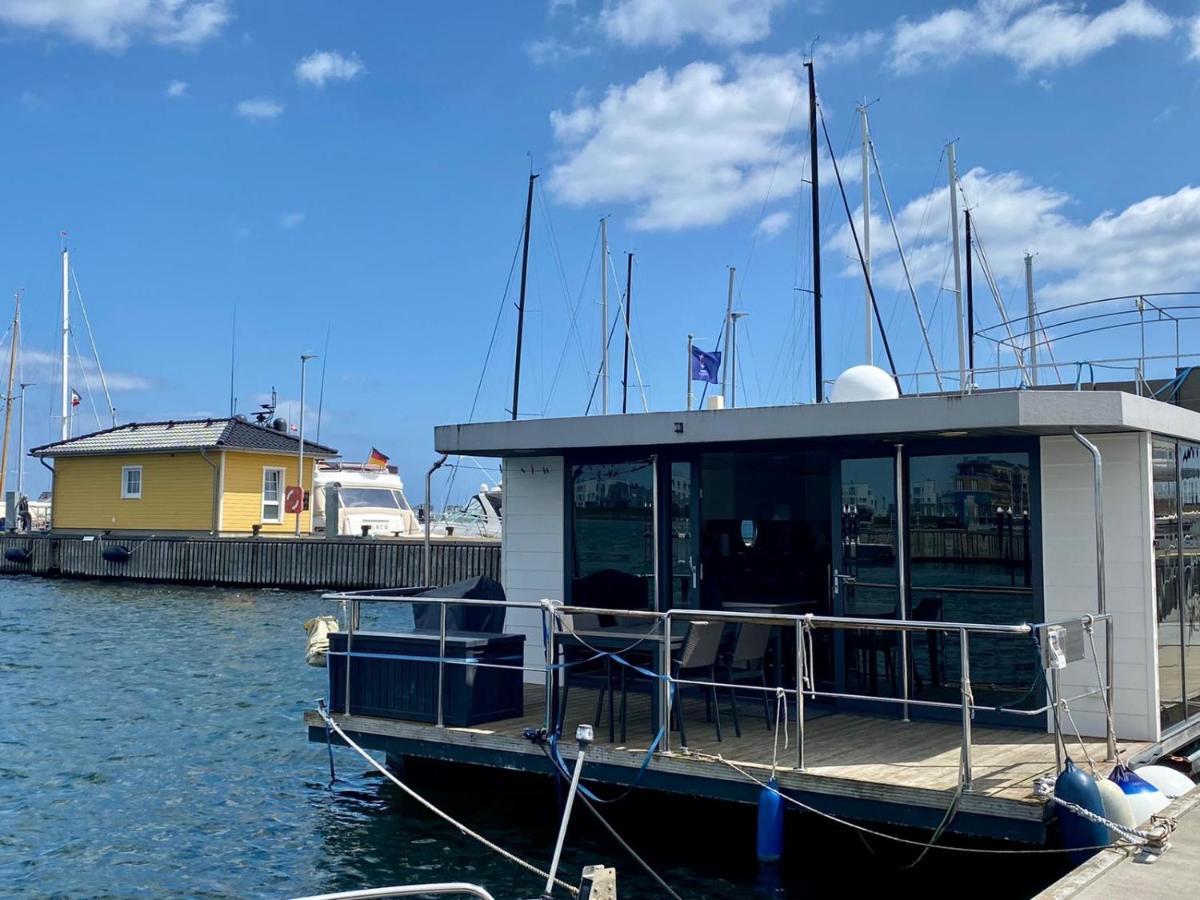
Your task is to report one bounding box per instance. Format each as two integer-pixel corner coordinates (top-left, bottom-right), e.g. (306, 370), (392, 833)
(1055, 760), (1111, 864)
(1110, 764), (1169, 824)
(756, 779), (784, 863)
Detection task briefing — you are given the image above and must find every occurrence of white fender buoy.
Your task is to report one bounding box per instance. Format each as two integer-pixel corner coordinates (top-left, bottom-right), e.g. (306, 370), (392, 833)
(1135, 765), (1196, 800)
(1095, 777), (1136, 840)
(1110, 765), (1169, 825)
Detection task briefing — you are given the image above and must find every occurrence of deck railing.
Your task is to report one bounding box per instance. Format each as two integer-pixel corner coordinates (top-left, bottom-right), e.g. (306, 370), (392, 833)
(324, 592), (1115, 792)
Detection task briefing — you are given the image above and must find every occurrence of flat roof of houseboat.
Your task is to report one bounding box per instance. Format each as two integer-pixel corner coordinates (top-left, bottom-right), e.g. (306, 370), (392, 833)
(435, 389), (1200, 457)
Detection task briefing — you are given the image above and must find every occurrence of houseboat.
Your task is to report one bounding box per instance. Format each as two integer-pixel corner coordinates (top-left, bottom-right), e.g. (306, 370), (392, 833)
(308, 366), (1200, 851)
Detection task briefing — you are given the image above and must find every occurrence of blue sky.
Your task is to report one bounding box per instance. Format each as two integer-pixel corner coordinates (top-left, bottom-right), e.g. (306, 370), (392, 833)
(0, 0), (1198, 503)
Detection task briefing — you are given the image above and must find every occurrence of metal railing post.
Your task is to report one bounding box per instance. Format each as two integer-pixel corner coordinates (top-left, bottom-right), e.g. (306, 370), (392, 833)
(543, 603), (556, 734)
(344, 599), (357, 716)
(1073, 429), (1116, 762)
(660, 611), (671, 754)
(436, 603), (447, 728)
(895, 442), (910, 723)
(959, 628), (973, 790)
(795, 618), (805, 771)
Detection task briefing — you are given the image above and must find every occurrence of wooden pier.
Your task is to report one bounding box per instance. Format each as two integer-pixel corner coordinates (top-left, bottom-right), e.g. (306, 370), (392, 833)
(0, 533), (499, 590)
(307, 683), (1152, 844)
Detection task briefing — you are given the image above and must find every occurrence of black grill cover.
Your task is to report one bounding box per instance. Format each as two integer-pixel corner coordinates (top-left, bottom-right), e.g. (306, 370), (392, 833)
(413, 576), (507, 633)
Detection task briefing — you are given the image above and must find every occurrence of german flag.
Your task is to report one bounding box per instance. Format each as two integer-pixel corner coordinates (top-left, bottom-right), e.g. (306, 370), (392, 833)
(367, 447), (390, 469)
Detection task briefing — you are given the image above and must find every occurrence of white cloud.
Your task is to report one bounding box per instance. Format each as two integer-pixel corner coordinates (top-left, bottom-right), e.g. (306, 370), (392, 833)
(280, 212), (305, 229)
(235, 97), (283, 122)
(548, 55), (856, 231)
(834, 168), (1200, 309)
(755, 209), (793, 239)
(1190, 15), (1200, 59)
(22, 348), (153, 392)
(18, 89), (47, 110)
(817, 30), (885, 66)
(600, 0), (785, 48)
(889, 0), (1173, 74)
(164, 79), (188, 98)
(294, 50), (365, 87)
(0, 0), (229, 51)
(525, 36), (592, 65)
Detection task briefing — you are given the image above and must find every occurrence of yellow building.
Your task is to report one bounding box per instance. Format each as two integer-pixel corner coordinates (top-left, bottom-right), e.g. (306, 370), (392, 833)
(30, 417), (338, 535)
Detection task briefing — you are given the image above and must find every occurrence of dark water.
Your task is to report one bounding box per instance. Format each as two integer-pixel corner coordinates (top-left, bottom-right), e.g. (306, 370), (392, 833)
(1, 577), (1070, 899)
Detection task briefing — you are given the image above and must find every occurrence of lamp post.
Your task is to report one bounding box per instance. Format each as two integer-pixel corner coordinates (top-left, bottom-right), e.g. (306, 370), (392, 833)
(17, 382), (33, 498)
(297, 353), (317, 536)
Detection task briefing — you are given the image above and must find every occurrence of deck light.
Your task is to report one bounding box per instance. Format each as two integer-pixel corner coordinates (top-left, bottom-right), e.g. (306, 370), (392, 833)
(938, 430), (968, 437)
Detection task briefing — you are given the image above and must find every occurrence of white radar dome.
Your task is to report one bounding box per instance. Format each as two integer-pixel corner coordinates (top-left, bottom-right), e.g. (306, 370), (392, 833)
(830, 365), (900, 403)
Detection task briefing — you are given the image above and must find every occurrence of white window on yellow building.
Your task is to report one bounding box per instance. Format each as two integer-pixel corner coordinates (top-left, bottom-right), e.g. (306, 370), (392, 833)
(121, 465), (142, 499)
(262, 466), (284, 523)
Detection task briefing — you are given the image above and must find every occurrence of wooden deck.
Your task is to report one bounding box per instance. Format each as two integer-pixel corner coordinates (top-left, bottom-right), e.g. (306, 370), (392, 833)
(307, 684), (1153, 843)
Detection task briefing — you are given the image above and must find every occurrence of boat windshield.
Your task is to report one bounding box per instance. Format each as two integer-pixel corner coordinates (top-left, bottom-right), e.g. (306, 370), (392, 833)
(337, 487), (405, 510)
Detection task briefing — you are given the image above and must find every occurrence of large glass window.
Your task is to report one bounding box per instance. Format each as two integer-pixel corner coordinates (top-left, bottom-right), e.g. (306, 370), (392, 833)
(262, 467), (284, 524)
(699, 450), (831, 608)
(840, 456), (900, 697)
(1155, 438), (1186, 728)
(1182, 443), (1200, 720)
(907, 451), (1038, 711)
(669, 461), (696, 609)
(569, 459), (655, 611)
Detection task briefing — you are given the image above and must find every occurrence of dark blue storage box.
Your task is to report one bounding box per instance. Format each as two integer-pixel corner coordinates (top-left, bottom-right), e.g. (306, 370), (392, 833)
(328, 630), (525, 726)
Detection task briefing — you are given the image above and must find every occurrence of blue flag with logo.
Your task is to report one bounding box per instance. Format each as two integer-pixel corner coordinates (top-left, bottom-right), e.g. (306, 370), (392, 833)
(690, 346), (721, 384)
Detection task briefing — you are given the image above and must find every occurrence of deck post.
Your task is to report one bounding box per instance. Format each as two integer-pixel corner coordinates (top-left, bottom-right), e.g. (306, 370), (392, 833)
(436, 602), (447, 728)
(895, 443), (910, 723)
(344, 599), (357, 716)
(660, 611), (672, 754)
(795, 618), (805, 771)
(543, 603), (556, 734)
(959, 628), (973, 790)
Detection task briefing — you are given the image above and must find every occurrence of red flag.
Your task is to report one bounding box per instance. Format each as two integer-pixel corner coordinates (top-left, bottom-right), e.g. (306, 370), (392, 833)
(70, 389), (81, 408)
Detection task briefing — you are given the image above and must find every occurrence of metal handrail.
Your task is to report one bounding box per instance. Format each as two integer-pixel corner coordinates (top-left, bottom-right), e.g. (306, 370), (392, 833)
(323, 591), (1116, 792)
(291, 883), (496, 900)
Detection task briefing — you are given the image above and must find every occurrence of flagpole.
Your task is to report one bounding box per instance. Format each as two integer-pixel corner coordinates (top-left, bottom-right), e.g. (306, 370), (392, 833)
(686, 333), (694, 411)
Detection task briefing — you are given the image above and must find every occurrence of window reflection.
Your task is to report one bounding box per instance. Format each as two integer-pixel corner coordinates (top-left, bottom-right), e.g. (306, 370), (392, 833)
(570, 459), (655, 612)
(670, 461), (695, 608)
(907, 452), (1037, 711)
(1182, 443), (1200, 720)
(1156, 439), (1186, 728)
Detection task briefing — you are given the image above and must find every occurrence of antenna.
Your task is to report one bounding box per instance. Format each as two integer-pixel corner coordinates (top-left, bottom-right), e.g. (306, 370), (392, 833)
(228, 305), (237, 417)
(316, 322), (331, 444)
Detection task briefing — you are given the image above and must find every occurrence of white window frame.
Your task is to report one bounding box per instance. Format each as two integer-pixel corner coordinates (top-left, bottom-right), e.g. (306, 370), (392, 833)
(261, 466), (285, 524)
(121, 465), (143, 500)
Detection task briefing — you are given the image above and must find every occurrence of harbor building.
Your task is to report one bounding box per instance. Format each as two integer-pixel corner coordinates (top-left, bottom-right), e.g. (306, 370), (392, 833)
(31, 417), (337, 536)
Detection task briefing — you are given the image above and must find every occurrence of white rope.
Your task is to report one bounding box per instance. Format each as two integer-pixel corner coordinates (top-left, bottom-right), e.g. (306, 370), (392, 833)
(770, 687), (789, 779)
(1060, 697), (1099, 776)
(317, 706), (580, 896)
(693, 751), (1141, 856)
(1085, 619), (1123, 767)
(1034, 780), (1174, 846)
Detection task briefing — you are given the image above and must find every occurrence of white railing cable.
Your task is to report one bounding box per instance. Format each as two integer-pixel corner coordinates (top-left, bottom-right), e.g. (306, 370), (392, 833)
(315, 705), (579, 897)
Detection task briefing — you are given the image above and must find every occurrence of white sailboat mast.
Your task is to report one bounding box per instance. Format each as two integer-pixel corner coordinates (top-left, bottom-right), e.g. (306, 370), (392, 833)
(600, 217), (609, 415)
(947, 143), (965, 390)
(860, 105), (872, 364)
(60, 247), (70, 440)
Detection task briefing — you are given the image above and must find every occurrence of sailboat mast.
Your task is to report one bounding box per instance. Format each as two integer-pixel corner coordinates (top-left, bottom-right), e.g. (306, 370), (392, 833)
(721, 266), (735, 403)
(600, 217), (609, 415)
(511, 172), (537, 421)
(806, 62), (823, 403)
(966, 209), (974, 383)
(61, 246), (70, 440)
(947, 143), (966, 391)
(860, 104), (872, 364)
(0, 293), (19, 505)
(622, 252), (632, 415)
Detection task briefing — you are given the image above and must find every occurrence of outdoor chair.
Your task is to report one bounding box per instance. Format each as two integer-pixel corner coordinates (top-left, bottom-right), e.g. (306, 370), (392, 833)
(721, 622), (774, 738)
(671, 620), (733, 746)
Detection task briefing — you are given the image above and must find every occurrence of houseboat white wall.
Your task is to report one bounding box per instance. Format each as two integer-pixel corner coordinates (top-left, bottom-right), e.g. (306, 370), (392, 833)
(500, 456), (564, 681)
(1040, 431), (1159, 741)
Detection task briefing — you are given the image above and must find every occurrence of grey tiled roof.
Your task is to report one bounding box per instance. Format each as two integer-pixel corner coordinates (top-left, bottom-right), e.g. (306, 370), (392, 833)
(30, 417), (338, 458)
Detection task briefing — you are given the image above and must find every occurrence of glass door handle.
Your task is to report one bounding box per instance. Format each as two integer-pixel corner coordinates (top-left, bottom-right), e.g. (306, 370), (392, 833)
(832, 571), (857, 595)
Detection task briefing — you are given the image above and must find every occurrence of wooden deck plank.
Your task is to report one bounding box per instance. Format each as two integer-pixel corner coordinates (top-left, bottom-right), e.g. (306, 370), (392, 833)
(308, 683), (1151, 829)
